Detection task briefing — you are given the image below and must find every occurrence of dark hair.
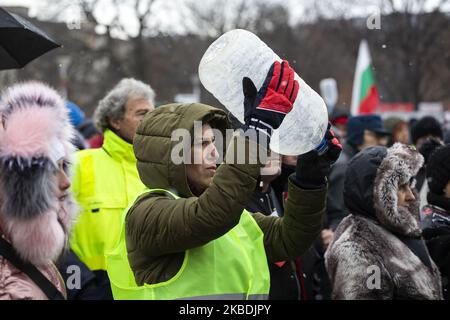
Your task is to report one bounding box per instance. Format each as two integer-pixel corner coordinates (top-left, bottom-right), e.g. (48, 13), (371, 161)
(410, 116), (443, 145)
(426, 144), (450, 195)
(418, 137), (443, 164)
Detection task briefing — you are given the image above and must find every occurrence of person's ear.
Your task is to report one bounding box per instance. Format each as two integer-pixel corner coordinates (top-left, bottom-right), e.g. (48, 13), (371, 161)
(109, 117), (121, 131)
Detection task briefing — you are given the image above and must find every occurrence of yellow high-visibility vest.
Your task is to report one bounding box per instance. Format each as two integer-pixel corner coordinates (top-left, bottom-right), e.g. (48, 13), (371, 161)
(105, 188), (270, 300)
(70, 129), (145, 271)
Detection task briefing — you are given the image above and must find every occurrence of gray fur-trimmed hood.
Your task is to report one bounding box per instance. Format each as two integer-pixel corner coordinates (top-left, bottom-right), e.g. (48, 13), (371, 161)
(344, 143), (424, 237)
(373, 143), (424, 237)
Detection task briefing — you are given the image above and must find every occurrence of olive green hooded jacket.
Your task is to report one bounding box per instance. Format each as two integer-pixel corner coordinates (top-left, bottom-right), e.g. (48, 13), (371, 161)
(126, 103), (326, 285)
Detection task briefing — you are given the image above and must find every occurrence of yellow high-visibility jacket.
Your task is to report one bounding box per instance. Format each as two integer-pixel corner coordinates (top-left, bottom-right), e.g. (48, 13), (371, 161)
(70, 129), (145, 271)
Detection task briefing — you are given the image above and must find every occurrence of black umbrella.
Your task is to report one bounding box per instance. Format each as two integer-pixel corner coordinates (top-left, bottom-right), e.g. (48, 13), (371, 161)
(0, 7), (61, 70)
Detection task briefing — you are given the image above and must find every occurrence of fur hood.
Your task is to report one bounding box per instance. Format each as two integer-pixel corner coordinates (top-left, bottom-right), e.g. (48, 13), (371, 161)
(0, 82), (77, 266)
(373, 143), (424, 237)
(344, 143), (424, 237)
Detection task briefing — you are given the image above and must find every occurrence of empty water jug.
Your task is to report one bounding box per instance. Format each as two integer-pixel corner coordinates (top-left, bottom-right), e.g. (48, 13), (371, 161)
(198, 29), (328, 155)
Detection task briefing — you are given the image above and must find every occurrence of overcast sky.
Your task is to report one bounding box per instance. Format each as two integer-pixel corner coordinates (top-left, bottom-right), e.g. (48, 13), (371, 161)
(0, 0), (311, 36)
(0, 0), (448, 37)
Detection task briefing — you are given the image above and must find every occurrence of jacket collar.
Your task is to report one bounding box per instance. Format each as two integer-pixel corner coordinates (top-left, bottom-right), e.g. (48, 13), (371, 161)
(102, 129), (136, 163)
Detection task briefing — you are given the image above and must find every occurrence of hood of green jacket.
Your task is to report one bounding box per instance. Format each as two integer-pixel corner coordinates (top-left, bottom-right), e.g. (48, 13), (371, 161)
(133, 103), (229, 198)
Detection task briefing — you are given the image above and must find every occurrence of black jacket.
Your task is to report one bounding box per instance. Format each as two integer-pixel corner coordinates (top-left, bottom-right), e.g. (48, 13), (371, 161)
(421, 196), (450, 300)
(325, 143), (357, 229)
(246, 186), (301, 300)
(58, 250), (112, 300)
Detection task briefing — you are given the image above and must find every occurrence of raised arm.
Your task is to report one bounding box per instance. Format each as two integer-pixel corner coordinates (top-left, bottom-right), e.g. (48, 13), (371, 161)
(253, 125), (342, 262)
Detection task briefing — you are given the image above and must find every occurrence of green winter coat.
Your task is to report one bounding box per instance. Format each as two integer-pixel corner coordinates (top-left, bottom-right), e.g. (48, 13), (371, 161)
(126, 103), (327, 285)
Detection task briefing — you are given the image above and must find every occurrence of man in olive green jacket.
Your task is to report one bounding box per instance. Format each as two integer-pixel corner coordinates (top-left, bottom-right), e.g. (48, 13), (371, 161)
(121, 61), (341, 299)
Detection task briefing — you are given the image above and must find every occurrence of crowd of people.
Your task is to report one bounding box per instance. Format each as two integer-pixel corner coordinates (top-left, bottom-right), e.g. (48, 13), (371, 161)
(0, 58), (449, 300)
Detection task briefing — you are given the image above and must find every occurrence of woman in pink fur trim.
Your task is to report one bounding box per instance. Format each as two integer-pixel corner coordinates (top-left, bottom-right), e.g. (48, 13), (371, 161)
(0, 81), (77, 300)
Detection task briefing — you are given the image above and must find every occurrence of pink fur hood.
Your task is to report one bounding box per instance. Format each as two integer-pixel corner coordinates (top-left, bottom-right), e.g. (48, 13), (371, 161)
(0, 82), (77, 266)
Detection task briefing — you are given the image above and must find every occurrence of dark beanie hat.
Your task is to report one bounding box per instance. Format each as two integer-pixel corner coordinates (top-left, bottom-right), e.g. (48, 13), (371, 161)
(411, 116), (443, 145)
(426, 144), (450, 195)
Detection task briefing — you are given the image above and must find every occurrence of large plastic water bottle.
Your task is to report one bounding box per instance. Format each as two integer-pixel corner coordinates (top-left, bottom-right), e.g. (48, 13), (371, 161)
(198, 29), (328, 155)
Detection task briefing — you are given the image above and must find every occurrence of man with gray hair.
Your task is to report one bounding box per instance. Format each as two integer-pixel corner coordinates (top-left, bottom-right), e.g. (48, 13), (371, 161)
(94, 78), (156, 143)
(70, 78), (155, 298)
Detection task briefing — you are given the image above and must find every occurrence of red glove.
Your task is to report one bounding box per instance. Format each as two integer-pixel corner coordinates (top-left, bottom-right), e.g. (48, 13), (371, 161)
(242, 60), (299, 140)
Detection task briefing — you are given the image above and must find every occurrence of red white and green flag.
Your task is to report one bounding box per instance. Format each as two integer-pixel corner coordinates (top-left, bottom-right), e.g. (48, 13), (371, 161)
(350, 39), (380, 115)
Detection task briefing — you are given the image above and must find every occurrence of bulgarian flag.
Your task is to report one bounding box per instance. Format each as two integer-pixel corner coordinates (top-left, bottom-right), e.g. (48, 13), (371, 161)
(350, 39), (380, 115)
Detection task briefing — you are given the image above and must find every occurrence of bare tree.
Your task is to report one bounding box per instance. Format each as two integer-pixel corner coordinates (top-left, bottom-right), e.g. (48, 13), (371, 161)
(311, 0), (450, 109)
(23, 0), (449, 113)
(183, 0), (263, 36)
(39, 0), (171, 80)
(378, 0), (450, 107)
